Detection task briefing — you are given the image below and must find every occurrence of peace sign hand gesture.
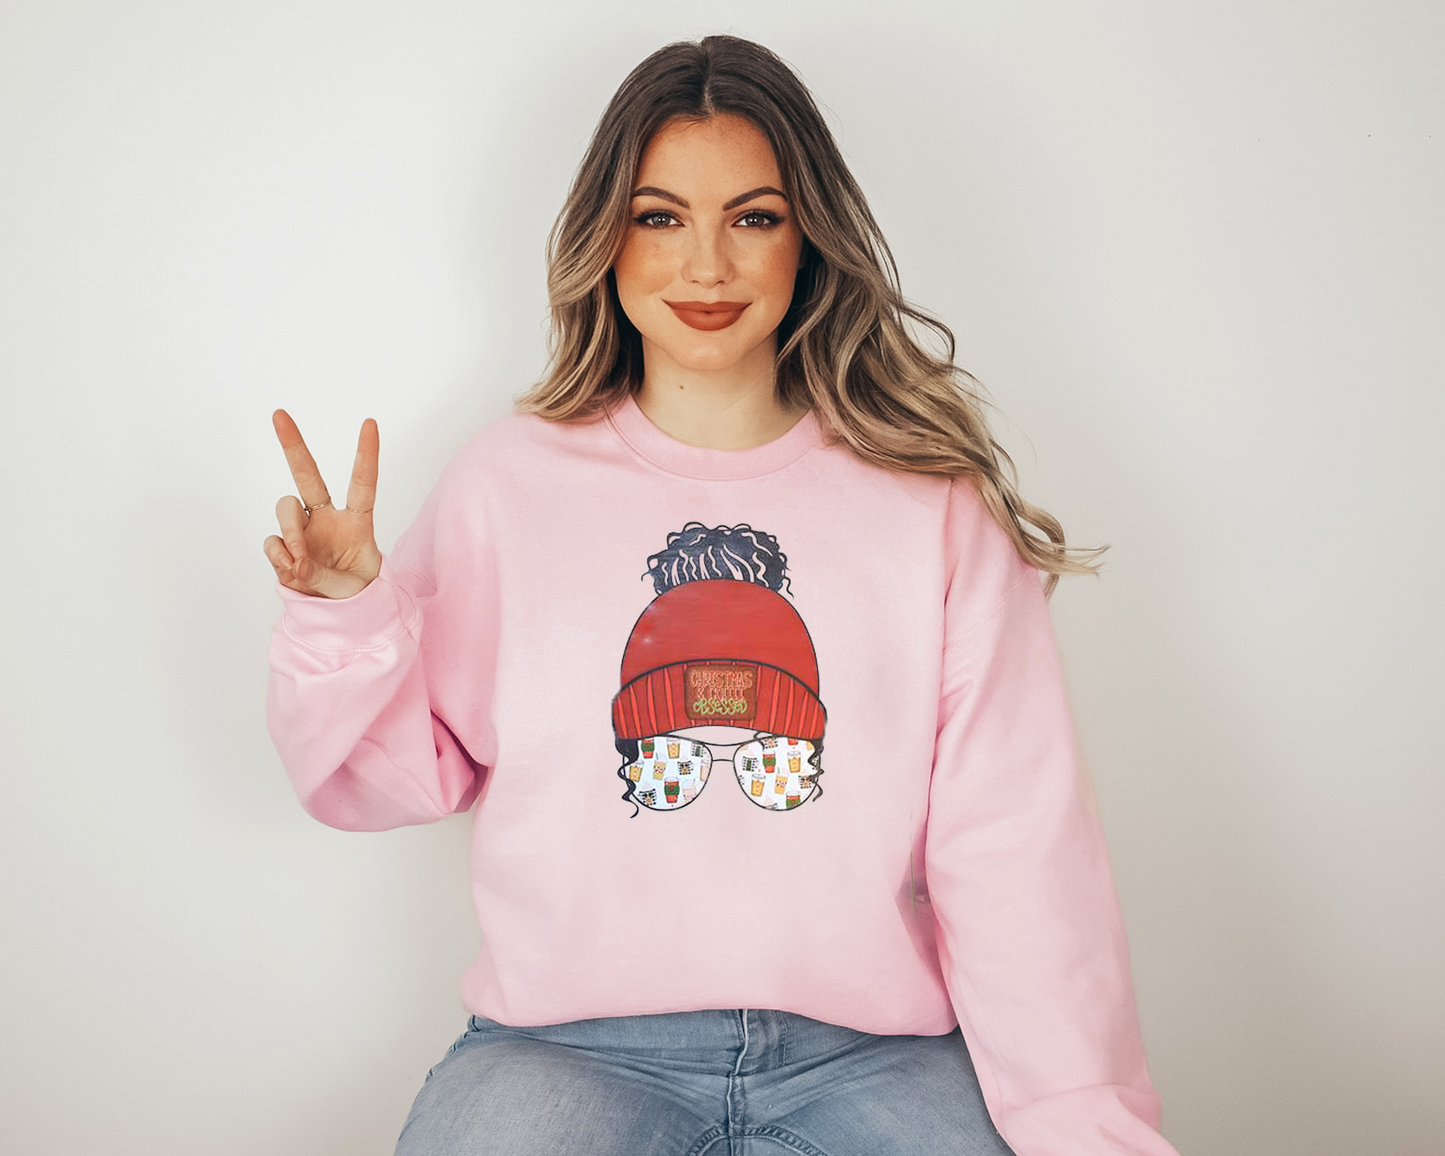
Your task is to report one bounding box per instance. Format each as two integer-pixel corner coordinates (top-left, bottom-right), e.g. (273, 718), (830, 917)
(263, 409), (383, 599)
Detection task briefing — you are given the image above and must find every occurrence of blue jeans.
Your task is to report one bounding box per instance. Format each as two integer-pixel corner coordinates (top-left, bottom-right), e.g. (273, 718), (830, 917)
(395, 1008), (1015, 1155)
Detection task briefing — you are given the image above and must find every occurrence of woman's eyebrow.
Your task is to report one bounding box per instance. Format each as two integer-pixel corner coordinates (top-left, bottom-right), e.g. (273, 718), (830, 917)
(723, 186), (787, 209)
(630, 185), (789, 210)
(632, 185), (687, 207)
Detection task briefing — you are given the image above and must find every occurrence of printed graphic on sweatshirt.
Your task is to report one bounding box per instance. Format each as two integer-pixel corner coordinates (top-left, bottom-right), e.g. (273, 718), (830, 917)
(612, 523), (827, 816)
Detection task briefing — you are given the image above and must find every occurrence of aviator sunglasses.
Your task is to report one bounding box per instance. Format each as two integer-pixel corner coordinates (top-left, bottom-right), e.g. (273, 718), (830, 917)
(624, 733), (820, 812)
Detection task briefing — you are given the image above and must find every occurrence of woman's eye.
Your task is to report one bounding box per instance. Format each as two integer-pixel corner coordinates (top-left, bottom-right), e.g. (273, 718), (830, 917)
(634, 210), (677, 228)
(737, 210), (782, 228)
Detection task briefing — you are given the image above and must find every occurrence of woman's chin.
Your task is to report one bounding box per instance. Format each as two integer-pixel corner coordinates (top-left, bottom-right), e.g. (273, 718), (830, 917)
(645, 334), (776, 379)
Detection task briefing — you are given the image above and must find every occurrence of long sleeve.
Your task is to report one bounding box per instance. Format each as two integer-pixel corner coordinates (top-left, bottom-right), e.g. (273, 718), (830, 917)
(925, 481), (1178, 1156)
(266, 554), (485, 832)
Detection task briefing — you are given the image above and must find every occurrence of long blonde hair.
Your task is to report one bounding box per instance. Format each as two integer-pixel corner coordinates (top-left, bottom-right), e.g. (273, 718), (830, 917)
(516, 35), (1102, 590)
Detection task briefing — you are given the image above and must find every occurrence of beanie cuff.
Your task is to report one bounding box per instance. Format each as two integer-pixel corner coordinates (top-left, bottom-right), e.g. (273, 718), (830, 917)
(613, 659), (825, 741)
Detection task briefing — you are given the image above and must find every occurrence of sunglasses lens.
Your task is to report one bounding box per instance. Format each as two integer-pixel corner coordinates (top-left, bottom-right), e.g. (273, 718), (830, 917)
(733, 737), (818, 810)
(627, 737), (713, 810)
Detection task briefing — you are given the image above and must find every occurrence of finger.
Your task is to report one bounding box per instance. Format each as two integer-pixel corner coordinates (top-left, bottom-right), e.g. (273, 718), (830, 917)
(263, 534), (295, 575)
(272, 409), (331, 510)
(345, 418), (379, 514)
(276, 495), (309, 570)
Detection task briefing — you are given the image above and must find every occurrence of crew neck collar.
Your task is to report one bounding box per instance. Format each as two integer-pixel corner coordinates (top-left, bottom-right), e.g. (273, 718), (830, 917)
(606, 392), (824, 480)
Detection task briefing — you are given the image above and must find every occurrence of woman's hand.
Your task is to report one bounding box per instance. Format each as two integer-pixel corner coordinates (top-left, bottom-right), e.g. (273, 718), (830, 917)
(263, 409), (383, 599)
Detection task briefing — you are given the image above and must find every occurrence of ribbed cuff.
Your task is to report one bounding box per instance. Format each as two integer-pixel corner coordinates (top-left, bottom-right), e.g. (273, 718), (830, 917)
(276, 557), (418, 652)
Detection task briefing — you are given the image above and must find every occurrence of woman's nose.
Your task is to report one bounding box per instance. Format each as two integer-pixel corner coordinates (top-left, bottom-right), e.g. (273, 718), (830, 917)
(682, 227), (732, 287)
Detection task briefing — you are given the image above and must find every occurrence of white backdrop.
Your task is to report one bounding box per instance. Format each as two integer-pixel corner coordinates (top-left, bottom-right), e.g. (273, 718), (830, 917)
(2, 2), (1441, 1154)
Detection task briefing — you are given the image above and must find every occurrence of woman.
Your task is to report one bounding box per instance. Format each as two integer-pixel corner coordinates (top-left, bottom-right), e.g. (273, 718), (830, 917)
(265, 35), (1180, 1156)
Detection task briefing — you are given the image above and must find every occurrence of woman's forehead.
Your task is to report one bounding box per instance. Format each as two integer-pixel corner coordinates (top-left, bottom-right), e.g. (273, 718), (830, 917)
(634, 114), (783, 195)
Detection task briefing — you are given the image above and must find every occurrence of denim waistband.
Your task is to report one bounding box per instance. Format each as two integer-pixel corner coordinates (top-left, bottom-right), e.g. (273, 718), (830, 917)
(466, 1008), (886, 1077)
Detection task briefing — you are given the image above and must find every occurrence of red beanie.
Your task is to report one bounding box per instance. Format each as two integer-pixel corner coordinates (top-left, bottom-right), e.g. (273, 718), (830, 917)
(612, 580), (826, 740)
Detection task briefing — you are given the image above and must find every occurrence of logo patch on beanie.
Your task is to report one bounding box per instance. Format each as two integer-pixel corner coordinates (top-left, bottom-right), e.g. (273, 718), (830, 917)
(684, 662), (759, 721)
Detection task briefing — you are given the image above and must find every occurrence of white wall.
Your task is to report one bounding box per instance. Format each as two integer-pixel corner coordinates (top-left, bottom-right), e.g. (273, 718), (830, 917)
(2, 2), (1440, 1153)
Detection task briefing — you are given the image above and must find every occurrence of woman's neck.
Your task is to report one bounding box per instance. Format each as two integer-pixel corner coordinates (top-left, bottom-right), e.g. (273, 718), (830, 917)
(634, 345), (807, 450)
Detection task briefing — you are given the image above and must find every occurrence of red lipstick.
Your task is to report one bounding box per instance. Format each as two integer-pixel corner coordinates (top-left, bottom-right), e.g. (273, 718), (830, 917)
(667, 300), (749, 331)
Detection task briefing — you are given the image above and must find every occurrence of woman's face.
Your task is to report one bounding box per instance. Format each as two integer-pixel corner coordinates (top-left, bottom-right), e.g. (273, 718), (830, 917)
(613, 114), (804, 383)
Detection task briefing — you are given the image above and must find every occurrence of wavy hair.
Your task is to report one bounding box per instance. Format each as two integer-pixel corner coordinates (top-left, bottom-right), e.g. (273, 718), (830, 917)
(515, 35), (1102, 590)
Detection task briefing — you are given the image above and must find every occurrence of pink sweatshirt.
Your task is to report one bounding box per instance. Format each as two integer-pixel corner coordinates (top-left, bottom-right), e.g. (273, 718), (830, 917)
(268, 395), (1179, 1155)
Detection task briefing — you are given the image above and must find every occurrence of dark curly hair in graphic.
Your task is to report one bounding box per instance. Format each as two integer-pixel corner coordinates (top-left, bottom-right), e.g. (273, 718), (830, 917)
(643, 522), (791, 595)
